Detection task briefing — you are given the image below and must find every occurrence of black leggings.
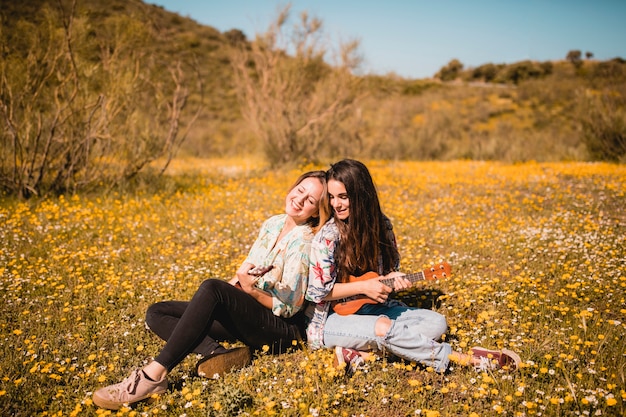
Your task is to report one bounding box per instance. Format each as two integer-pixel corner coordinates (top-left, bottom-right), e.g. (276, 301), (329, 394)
(145, 278), (305, 371)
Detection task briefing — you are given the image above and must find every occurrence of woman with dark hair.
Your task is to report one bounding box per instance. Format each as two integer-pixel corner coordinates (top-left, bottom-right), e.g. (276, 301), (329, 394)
(93, 170), (329, 410)
(306, 159), (520, 374)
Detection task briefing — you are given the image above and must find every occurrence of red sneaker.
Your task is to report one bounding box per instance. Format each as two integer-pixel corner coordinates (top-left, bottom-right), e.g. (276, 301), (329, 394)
(333, 346), (365, 376)
(470, 346), (521, 371)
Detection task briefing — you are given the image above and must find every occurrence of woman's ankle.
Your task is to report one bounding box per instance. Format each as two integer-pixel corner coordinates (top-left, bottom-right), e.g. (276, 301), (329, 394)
(143, 360), (168, 381)
(449, 351), (473, 366)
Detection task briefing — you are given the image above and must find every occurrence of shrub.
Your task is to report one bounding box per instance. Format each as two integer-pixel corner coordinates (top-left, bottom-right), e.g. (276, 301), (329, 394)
(230, 5), (362, 167)
(0, 3), (202, 198)
(579, 89), (626, 162)
(435, 59), (463, 82)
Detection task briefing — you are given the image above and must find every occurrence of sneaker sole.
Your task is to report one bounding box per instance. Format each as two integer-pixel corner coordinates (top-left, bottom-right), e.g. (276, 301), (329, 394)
(197, 347), (252, 378)
(333, 346), (346, 369)
(92, 386), (167, 410)
(500, 348), (521, 369)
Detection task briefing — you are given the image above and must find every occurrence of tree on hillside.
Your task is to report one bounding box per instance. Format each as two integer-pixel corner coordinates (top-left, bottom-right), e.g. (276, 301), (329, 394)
(566, 50), (583, 68)
(229, 5), (363, 166)
(436, 59), (464, 82)
(224, 29), (246, 45)
(503, 60), (545, 84)
(0, 1), (202, 198)
(471, 63), (499, 82)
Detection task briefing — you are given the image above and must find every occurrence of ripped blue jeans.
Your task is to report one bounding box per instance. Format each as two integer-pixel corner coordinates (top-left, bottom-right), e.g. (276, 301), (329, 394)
(323, 303), (452, 372)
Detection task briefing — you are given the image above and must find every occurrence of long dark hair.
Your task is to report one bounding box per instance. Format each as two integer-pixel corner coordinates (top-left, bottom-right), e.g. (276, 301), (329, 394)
(288, 170), (330, 233)
(327, 159), (399, 281)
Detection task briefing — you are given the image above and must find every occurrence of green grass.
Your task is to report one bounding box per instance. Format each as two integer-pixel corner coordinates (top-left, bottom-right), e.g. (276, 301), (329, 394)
(1, 159), (624, 416)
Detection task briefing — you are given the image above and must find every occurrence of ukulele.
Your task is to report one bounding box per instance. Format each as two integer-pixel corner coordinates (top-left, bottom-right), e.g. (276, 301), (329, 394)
(332, 262), (451, 315)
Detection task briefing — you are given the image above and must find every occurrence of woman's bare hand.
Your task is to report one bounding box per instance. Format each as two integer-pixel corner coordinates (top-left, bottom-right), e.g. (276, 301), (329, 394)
(384, 271), (412, 291)
(235, 263), (258, 293)
(359, 278), (393, 303)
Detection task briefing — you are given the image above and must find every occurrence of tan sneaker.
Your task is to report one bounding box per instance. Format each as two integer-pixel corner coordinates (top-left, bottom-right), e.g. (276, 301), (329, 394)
(196, 346), (252, 379)
(93, 369), (167, 410)
(470, 346), (521, 371)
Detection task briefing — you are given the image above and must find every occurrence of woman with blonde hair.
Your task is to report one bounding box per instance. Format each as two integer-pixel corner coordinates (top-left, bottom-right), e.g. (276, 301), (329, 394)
(93, 170), (329, 410)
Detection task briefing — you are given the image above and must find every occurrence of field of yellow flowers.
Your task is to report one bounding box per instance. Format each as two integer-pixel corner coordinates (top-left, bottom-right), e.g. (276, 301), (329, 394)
(1, 159), (625, 417)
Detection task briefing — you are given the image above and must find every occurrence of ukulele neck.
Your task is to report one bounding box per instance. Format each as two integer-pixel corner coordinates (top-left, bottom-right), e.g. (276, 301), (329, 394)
(381, 271), (425, 289)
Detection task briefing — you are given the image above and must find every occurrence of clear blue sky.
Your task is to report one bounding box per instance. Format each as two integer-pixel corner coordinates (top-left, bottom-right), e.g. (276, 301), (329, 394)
(147, 0), (626, 79)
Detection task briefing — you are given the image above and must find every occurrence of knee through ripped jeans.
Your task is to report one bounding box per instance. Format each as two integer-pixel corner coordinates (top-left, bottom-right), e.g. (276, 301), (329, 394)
(322, 303), (452, 372)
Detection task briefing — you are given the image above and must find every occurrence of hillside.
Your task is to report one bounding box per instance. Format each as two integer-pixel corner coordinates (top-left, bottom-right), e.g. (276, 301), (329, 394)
(356, 59), (626, 162)
(2, 0), (625, 165)
(1, 0), (245, 153)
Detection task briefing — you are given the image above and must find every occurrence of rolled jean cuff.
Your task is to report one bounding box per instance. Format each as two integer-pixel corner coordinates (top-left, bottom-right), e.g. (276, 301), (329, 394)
(433, 341), (452, 372)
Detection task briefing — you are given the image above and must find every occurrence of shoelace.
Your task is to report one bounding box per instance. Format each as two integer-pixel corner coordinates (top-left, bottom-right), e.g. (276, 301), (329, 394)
(475, 356), (496, 371)
(126, 370), (142, 395)
(107, 370), (142, 398)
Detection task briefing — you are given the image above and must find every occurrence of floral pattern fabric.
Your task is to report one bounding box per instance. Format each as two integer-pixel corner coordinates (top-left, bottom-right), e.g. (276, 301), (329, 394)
(244, 214), (313, 318)
(304, 217), (398, 349)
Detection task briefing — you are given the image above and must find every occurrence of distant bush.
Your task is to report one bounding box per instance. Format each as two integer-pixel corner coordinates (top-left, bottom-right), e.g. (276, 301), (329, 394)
(579, 89), (626, 162)
(224, 29), (246, 45)
(435, 59), (463, 81)
(592, 58), (626, 79)
(401, 80), (441, 96)
(470, 63), (500, 82)
(496, 60), (550, 84)
(450, 60), (554, 85)
(567, 49), (583, 69)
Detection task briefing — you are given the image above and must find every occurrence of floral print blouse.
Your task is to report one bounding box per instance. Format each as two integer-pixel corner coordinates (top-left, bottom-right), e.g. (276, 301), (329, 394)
(244, 214), (313, 318)
(305, 217), (398, 349)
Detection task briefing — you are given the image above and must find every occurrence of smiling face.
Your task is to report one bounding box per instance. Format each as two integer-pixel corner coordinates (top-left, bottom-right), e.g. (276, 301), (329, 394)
(285, 177), (324, 224)
(328, 179), (350, 221)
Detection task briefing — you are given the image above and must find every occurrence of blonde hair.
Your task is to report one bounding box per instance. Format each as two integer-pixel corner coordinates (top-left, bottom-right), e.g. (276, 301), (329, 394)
(288, 170), (329, 233)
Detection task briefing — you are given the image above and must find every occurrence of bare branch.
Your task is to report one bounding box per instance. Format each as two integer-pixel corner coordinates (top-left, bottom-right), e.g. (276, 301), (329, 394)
(231, 5), (362, 165)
